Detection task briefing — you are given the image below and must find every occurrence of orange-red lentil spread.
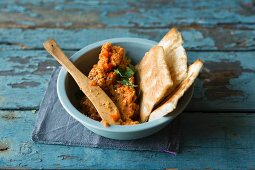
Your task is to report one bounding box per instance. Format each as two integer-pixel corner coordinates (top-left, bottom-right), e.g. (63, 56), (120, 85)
(80, 43), (140, 125)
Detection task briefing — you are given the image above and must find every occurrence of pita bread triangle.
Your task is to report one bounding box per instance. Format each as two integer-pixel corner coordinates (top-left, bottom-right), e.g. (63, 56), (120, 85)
(136, 46), (173, 122)
(148, 60), (203, 121)
(158, 28), (188, 87)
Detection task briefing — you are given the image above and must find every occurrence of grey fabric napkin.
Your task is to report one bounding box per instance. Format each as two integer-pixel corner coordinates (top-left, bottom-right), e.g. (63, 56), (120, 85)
(32, 68), (181, 155)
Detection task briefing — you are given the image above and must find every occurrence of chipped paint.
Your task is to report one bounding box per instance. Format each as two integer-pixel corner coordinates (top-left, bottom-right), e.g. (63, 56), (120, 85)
(201, 28), (247, 50)
(33, 60), (58, 75)
(0, 142), (9, 153)
(1, 111), (18, 121)
(8, 81), (40, 88)
(8, 56), (31, 64)
(200, 60), (255, 100)
(58, 155), (79, 160)
(0, 0), (255, 168)
(0, 42), (29, 49)
(0, 1), (255, 29)
(0, 70), (30, 76)
(0, 1), (101, 29)
(1, 28), (255, 51)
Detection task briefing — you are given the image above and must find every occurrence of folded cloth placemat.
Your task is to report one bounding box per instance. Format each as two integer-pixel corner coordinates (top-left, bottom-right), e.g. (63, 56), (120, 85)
(32, 68), (181, 155)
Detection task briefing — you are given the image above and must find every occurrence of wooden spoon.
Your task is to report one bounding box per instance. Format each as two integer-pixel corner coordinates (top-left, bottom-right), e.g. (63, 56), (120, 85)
(43, 39), (121, 125)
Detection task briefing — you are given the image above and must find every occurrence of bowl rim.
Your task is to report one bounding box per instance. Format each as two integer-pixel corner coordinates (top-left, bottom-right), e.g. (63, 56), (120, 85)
(57, 37), (192, 133)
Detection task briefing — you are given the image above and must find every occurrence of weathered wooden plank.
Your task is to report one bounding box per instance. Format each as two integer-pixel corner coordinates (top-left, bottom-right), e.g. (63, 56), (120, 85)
(188, 51), (255, 112)
(1, 27), (255, 51)
(181, 113), (255, 148)
(0, 111), (255, 169)
(0, 50), (70, 110)
(0, 50), (255, 111)
(0, 0), (254, 29)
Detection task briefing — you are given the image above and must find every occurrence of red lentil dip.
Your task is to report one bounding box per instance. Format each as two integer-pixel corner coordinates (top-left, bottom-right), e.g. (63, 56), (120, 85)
(80, 43), (140, 125)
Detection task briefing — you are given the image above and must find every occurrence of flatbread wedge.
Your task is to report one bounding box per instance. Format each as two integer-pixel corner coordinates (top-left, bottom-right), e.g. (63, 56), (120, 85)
(136, 46), (173, 122)
(148, 59), (203, 121)
(158, 28), (188, 87)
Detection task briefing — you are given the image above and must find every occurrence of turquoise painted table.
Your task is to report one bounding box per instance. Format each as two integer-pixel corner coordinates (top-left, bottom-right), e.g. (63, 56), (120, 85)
(1, 0), (255, 169)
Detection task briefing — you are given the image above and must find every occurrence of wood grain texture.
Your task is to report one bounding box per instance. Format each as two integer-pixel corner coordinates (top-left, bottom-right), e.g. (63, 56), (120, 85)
(0, 0), (254, 29)
(1, 26), (255, 51)
(188, 51), (255, 112)
(1, 0), (255, 168)
(0, 50), (59, 110)
(0, 49), (254, 112)
(0, 111), (254, 169)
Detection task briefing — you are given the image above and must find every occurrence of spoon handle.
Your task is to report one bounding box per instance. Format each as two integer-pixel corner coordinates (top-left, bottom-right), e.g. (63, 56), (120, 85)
(44, 39), (89, 86)
(43, 39), (121, 125)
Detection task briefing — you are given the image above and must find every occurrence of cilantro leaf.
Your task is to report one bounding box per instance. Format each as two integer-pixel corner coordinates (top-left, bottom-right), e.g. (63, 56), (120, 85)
(114, 66), (135, 78)
(114, 65), (138, 87)
(125, 67), (135, 77)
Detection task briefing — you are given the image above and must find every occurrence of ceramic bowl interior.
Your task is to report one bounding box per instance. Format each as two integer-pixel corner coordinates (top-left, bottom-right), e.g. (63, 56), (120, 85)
(57, 38), (193, 140)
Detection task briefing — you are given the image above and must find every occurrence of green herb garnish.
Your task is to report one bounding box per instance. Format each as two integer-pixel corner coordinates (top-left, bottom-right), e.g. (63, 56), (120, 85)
(114, 66), (135, 78)
(114, 65), (138, 87)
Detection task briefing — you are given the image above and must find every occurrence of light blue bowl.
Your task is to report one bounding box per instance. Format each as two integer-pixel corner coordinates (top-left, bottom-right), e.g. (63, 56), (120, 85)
(57, 38), (193, 140)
